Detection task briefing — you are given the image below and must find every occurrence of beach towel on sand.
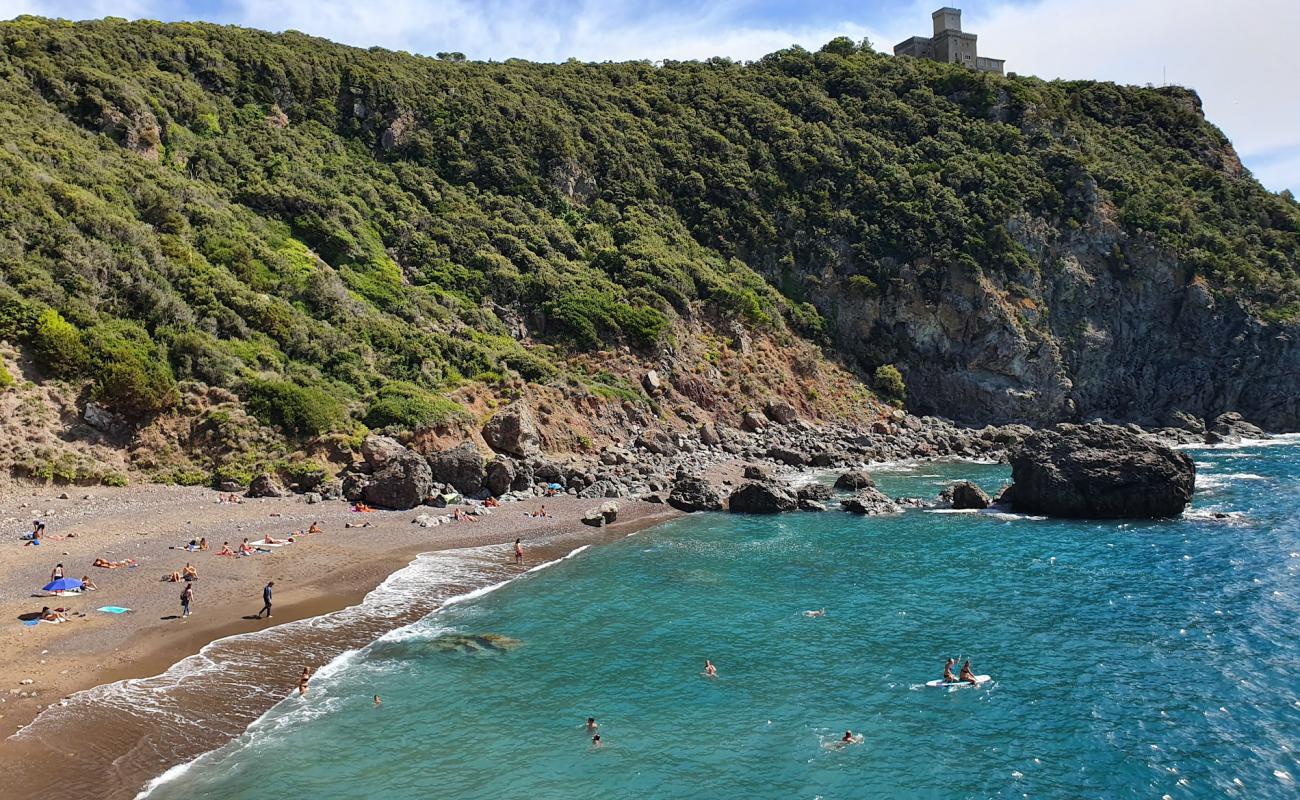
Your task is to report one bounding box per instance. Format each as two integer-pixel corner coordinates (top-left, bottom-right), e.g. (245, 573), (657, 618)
(97, 606), (132, 614)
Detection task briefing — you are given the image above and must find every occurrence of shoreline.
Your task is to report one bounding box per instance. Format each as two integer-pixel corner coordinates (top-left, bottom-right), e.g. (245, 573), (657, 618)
(0, 485), (679, 800)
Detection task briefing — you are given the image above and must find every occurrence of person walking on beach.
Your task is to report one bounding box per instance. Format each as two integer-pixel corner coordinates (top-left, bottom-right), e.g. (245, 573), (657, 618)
(180, 582), (194, 620)
(298, 667), (312, 696)
(258, 581), (274, 619)
(514, 538), (524, 564)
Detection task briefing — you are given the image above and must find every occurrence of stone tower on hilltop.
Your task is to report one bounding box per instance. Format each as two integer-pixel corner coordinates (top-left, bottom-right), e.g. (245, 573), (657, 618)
(893, 7), (1005, 75)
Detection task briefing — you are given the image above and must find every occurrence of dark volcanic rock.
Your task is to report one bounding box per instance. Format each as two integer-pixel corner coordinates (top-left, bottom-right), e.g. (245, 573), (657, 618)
(635, 429), (677, 456)
(764, 399), (798, 425)
(765, 446), (806, 466)
(428, 442), (485, 495)
(364, 448), (434, 509)
(742, 464), (771, 480)
(481, 401), (540, 458)
(728, 481), (798, 513)
(1008, 423), (1195, 518)
(796, 483), (834, 502)
(740, 411), (767, 432)
(949, 480), (991, 510)
(667, 477), (723, 512)
(484, 458), (516, 497)
(834, 470), (875, 491)
(840, 488), (901, 515)
(246, 474), (283, 498)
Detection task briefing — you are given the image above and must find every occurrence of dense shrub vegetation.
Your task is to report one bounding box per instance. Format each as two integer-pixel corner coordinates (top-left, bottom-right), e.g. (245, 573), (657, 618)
(0, 18), (1295, 437)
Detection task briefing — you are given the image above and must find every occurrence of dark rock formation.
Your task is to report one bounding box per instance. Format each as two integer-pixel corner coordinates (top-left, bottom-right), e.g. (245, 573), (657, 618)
(765, 446), (806, 466)
(484, 458), (516, 497)
(1008, 423), (1195, 518)
(728, 481), (797, 513)
(834, 470), (875, 491)
(481, 401), (540, 458)
(740, 411), (767, 432)
(246, 474), (283, 498)
(948, 480), (991, 510)
(635, 429), (677, 456)
(797, 498), (827, 511)
(743, 464), (772, 480)
(764, 400), (798, 425)
(583, 501), (619, 526)
(797, 483), (834, 502)
(428, 442), (485, 495)
(841, 488), (901, 515)
(667, 477), (724, 512)
(364, 448), (434, 509)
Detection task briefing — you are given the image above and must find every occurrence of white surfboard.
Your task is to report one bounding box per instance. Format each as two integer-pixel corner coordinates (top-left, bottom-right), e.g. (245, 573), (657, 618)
(926, 675), (991, 688)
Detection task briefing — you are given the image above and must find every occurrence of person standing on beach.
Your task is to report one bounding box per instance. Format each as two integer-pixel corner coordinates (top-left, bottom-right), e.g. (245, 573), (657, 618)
(514, 538), (524, 563)
(298, 667), (312, 696)
(50, 563), (64, 582)
(258, 581), (274, 619)
(180, 582), (194, 620)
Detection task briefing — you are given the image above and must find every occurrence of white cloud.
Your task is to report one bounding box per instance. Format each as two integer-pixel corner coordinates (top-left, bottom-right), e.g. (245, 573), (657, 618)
(967, 0), (1299, 193)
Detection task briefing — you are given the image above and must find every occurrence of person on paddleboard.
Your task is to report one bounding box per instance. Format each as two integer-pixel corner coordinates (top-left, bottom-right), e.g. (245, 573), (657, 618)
(943, 658), (958, 684)
(959, 660), (978, 686)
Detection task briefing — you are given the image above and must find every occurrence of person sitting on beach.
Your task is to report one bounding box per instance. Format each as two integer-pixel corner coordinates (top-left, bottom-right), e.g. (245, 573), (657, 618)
(23, 528), (41, 547)
(530, 505), (551, 519)
(216, 542), (234, 556)
(544, 487), (558, 497)
(93, 557), (136, 569)
(80, 575), (98, 591)
(165, 570), (182, 583)
(703, 659), (718, 678)
(198, 537), (209, 551)
(307, 522), (322, 534)
(943, 658), (958, 684)
(452, 508), (475, 523)
(237, 538), (255, 556)
(352, 502), (374, 513)
(39, 606), (67, 623)
(959, 660), (979, 686)
(344, 521), (374, 529)
(484, 497), (499, 508)
(182, 563), (198, 581)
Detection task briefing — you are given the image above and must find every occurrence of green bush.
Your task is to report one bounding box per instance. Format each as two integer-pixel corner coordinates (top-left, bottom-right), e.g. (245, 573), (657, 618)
(364, 381), (467, 430)
(31, 309), (88, 377)
(246, 379), (346, 437)
(873, 364), (907, 407)
(84, 320), (179, 417)
(0, 363), (12, 389)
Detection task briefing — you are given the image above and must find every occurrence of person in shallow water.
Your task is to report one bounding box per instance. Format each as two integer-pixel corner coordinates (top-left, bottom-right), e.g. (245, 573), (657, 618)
(959, 660), (978, 685)
(591, 733), (601, 748)
(298, 667), (312, 696)
(373, 694), (382, 707)
(514, 538), (524, 563)
(943, 658), (958, 684)
(703, 659), (718, 678)
(586, 717), (598, 732)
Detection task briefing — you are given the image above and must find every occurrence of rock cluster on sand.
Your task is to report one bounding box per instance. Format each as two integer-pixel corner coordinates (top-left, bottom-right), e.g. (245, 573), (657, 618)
(1005, 423), (1195, 518)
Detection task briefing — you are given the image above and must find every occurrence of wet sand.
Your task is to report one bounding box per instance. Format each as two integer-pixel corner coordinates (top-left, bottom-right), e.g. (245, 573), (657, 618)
(0, 485), (679, 799)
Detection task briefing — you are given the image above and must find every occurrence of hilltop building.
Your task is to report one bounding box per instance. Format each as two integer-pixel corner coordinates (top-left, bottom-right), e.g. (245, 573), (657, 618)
(893, 7), (1005, 75)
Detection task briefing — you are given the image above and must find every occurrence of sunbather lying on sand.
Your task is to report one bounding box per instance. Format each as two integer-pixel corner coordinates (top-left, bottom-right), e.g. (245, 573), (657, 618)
(164, 570), (182, 583)
(260, 535), (290, 545)
(93, 558), (137, 569)
(344, 521), (374, 529)
(39, 606), (67, 623)
(452, 508), (476, 522)
(352, 502), (375, 513)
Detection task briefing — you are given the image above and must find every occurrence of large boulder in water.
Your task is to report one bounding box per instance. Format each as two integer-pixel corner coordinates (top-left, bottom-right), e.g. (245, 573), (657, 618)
(948, 480), (991, 510)
(841, 488), (900, 515)
(364, 447), (434, 510)
(1008, 423), (1194, 518)
(728, 482), (797, 513)
(834, 470), (875, 491)
(428, 442), (485, 495)
(481, 401), (540, 458)
(667, 477), (723, 512)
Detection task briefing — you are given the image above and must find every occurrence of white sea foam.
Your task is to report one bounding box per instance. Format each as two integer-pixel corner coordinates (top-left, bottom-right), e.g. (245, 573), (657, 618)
(1177, 433), (1300, 451)
(135, 539), (600, 798)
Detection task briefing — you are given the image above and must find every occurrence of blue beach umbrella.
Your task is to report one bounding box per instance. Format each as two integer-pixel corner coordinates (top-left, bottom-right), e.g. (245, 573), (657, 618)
(548, 483), (562, 490)
(42, 577), (83, 593)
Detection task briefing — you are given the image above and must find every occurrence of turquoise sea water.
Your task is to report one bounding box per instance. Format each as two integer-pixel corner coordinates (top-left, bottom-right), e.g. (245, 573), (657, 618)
(147, 442), (1300, 799)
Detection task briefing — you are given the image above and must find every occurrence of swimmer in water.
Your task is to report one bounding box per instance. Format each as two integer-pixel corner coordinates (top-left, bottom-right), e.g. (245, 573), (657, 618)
(298, 667), (312, 696)
(586, 717), (598, 732)
(703, 659), (718, 678)
(959, 660), (978, 686)
(943, 658), (958, 684)
(591, 733), (601, 749)
(803, 608), (826, 618)
(374, 694), (382, 707)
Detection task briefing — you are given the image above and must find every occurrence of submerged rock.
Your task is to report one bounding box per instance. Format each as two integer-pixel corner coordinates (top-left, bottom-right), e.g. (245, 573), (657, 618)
(1008, 423), (1195, 518)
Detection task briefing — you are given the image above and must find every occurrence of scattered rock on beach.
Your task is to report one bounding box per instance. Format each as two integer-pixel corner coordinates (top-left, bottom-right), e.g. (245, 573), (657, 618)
(667, 477), (723, 512)
(728, 481), (797, 513)
(1008, 423), (1195, 518)
(948, 480), (991, 510)
(246, 474), (283, 498)
(764, 399), (798, 425)
(428, 442), (486, 495)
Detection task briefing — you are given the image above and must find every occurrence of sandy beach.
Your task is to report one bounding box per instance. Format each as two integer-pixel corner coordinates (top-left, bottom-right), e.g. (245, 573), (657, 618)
(0, 485), (680, 799)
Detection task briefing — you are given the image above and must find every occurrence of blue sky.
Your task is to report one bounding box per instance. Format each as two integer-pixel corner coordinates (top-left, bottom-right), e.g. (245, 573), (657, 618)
(1, 1), (1296, 194)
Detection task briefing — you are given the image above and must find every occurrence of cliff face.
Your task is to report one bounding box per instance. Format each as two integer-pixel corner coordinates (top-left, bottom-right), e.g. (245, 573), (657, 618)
(821, 205), (1300, 428)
